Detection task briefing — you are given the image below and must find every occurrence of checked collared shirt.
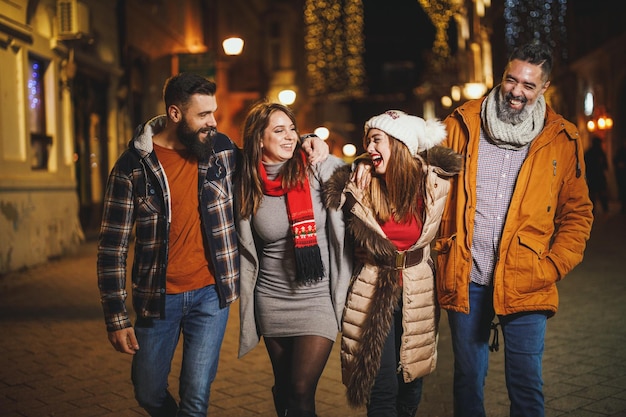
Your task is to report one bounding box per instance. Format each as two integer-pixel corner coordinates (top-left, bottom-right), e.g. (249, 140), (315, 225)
(470, 131), (529, 286)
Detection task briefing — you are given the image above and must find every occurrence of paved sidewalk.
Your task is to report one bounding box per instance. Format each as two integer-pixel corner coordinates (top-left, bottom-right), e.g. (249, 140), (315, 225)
(1, 209), (626, 417)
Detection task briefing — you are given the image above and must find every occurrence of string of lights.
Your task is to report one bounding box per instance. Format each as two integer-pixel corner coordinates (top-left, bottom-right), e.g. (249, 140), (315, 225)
(417, 0), (462, 70)
(304, 0), (365, 97)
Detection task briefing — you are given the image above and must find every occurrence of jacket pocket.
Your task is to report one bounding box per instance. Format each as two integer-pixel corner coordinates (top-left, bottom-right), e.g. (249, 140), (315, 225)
(512, 233), (552, 294)
(136, 180), (162, 215)
(434, 234), (457, 294)
(137, 196), (161, 215)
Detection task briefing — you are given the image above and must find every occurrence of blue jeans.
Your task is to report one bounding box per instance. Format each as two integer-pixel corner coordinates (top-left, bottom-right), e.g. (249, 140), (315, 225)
(368, 303), (423, 417)
(447, 282), (547, 417)
(132, 285), (229, 417)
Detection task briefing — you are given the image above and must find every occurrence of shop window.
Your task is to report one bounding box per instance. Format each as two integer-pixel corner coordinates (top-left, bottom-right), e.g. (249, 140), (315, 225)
(28, 55), (52, 170)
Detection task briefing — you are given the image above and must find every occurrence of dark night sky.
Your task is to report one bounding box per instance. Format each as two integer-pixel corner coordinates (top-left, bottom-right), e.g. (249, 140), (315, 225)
(362, 0), (436, 93)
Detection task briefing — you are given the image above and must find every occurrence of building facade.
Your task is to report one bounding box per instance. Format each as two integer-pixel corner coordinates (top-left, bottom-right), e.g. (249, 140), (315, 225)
(0, 0), (97, 274)
(0, 0), (310, 274)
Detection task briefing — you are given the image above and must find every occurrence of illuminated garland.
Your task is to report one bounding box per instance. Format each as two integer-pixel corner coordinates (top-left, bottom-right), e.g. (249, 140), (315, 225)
(417, 0), (462, 69)
(304, 0), (365, 97)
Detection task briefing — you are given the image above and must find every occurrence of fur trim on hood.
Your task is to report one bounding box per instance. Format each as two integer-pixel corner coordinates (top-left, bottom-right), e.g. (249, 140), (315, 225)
(130, 115), (166, 157)
(344, 217), (401, 407)
(420, 145), (463, 178)
(324, 167), (402, 406)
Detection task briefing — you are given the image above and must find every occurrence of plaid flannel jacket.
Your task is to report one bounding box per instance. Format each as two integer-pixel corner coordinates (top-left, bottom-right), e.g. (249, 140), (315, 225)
(97, 116), (240, 332)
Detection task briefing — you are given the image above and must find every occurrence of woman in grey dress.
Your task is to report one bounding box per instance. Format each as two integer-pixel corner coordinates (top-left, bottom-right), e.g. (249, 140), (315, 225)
(236, 102), (352, 417)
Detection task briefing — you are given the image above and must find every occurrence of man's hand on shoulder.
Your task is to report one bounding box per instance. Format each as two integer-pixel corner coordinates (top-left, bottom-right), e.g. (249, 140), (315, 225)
(301, 133), (329, 165)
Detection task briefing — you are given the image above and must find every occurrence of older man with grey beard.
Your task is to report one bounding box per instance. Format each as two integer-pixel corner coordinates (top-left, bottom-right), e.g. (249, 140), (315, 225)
(435, 40), (593, 417)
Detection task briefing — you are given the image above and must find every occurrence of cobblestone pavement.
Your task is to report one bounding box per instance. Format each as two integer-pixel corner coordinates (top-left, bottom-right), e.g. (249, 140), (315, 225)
(1, 208), (625, 417)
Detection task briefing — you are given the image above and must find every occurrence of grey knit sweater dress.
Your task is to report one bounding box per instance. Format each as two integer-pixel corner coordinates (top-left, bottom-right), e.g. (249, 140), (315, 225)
(252, 162), (336, 340)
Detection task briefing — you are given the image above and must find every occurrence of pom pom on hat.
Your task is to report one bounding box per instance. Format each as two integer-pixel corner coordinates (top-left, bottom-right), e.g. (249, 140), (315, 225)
(364, 110), (447, 156)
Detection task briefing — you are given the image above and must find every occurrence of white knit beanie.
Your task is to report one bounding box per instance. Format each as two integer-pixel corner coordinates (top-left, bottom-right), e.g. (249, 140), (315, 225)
(364, 110), (447, 156)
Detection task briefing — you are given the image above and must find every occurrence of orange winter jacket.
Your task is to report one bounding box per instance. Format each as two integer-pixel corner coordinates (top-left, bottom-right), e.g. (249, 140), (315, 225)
(434, 98), (594, 317)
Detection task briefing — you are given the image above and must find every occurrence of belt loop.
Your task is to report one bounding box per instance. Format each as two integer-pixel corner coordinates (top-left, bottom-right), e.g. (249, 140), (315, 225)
(395, 251), (406, 270)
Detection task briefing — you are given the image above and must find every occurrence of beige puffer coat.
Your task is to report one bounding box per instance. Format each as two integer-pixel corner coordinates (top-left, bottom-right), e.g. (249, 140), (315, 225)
(324, 146), (461, 407)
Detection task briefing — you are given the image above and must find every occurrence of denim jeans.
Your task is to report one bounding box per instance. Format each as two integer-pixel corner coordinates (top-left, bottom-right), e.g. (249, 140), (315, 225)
(447, 282), (547, 417)
(368, 303), (423, 417)
(131, 285), (229, 417)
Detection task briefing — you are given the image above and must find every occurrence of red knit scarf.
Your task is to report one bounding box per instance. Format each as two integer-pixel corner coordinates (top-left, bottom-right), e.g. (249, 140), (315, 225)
(258, 155), (325, 284)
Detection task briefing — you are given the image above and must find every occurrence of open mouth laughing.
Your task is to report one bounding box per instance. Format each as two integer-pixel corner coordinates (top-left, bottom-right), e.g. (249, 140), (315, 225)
(370, 153), (383, 167)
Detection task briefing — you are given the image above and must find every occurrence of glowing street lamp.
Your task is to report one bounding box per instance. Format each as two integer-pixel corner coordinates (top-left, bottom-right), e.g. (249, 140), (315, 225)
(278, 89), (297, 105)
(343, 143), (357, 158)
(314, 127), (330, 140)
(451, 85), (461, 101)
(463, 82), (487, 99)
(587, 113), (613, 132)
(222, 37), (244, 56)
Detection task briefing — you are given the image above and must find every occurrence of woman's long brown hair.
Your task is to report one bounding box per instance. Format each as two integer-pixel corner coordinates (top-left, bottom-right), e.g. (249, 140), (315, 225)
(366, 134), (426, 223)
(237, 101), (307, 219)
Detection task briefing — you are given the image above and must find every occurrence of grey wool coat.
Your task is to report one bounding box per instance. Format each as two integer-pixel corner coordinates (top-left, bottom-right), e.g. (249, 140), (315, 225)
(324, 146), (462, 408)
(237, 155), (353, 358)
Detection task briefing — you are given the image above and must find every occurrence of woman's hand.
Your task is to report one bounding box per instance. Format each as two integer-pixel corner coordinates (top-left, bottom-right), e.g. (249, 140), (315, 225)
(351, 159), (373, 189)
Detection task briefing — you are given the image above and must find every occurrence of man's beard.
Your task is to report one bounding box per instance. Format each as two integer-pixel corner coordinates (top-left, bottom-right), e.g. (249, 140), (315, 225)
(496, 90), (536, 125)
(177, 118), (216, 160)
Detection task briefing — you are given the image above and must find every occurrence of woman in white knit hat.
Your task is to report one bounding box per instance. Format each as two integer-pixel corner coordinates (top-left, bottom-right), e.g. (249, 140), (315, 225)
(325, 110), (462, 417)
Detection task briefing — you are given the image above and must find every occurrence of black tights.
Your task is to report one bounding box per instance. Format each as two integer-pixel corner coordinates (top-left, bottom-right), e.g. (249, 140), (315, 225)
(265, 335), (334, 414)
